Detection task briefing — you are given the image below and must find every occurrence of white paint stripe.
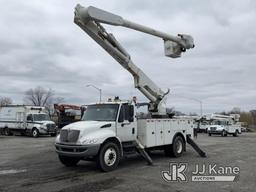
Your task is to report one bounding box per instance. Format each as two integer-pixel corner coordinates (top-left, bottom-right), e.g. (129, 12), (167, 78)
(0, 169), (27, 175)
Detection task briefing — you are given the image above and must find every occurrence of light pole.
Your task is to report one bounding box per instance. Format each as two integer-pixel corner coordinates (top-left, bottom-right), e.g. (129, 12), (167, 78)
(86, 84), (102, 102)
(172, 95), (203, 116)
(189, 98), (203, 116)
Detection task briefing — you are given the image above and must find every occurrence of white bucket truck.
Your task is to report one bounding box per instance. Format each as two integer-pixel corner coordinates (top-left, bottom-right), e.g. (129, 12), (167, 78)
(208, 114), (241, 137)
(0, 105), (57, 137)
(55, 5), (206, 172)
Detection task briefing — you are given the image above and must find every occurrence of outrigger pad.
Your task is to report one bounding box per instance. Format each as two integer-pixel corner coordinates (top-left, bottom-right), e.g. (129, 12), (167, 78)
(186, 135), (207, 158)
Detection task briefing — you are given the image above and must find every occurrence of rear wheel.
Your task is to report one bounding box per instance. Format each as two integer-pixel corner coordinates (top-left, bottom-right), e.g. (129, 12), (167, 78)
(165, 136), (185, 158)
(59, 156), (80, 167)
(50, 133), (57, 137)
(233, 130), (238, 137)
(31, 128), (39, 138)
(97, 142), (120, 172)
(4, 128), (12, 136)
(221, 130), (227, 137)
(208, 133), (212, 136)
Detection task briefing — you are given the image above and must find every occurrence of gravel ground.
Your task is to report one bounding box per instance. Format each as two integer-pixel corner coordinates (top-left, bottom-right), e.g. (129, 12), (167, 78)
(0, 132), (255, 192)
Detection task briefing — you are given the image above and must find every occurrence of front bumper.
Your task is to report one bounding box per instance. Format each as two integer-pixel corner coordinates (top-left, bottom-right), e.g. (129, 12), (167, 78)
(39, 128), (57, 135)
(208, 130), (223, 134)
(55, 143), (100, 158)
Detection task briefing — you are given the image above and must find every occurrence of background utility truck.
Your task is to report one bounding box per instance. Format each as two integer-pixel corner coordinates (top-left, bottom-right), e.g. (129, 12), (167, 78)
(55, 4), (206, 172)
(54, 104), (86, 128)
(0, 105), (57, 137)
(208, 114), (241, 137)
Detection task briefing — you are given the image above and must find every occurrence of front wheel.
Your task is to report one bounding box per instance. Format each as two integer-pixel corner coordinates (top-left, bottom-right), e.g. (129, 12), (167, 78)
(31, 128), (39, 138)
(97, 142), (120, 172)
(59, 156), (80, 167)
(221, 130), (227, 137)
(233, 130), (238, 137)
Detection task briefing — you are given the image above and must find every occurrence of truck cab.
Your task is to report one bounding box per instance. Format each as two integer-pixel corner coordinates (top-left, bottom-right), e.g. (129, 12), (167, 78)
(26, 112), (57, 137)
(55, 101), (139, 171)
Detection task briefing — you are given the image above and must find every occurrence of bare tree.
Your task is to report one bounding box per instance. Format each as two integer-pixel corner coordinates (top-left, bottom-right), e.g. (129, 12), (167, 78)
(24, 86), (54, 106)
(0, 96), (12, 107)
(24, 86), (64, 116)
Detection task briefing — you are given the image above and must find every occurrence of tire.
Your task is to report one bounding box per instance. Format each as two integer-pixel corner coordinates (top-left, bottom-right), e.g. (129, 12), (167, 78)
(233, 130), (238, 137)
(165, 136), (185, 158)
(4, 128), (12, 136)
(31, 128), (39, 138)
(208, 133), (211, 136)
(97, 142), (121, 172)
(50, 133), (57, 137)
(58, 155), (80, 167)
(221, 130), (226, 137)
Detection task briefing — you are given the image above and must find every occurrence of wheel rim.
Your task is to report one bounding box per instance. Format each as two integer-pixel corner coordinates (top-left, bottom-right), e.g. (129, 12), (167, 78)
(104, 147), (117, 166)
(176, 140), (183, 154)
(33, 130), (37, 137)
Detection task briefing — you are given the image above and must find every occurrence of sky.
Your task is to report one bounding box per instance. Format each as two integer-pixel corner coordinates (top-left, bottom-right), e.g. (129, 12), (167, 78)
(0, 0), (256, 114)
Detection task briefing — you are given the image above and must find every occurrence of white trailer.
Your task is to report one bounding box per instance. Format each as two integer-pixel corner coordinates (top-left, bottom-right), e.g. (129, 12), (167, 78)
(55, 5), (205, 172)
(0, 105), (57, 137)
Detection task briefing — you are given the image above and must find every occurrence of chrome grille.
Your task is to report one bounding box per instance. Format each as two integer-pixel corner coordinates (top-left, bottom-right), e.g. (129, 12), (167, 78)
(47, 124), (56, 132)
(60, 129), (80, 143)
(210, 127), (216, 131)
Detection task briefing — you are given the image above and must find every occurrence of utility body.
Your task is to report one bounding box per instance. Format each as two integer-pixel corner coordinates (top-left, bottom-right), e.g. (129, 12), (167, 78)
(55, 4), (205, 172)
(0, 105), (57, 137)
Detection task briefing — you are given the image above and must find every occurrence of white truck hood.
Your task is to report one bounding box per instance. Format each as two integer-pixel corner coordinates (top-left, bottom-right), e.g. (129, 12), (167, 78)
(34, 121), (55, 125)
(62, 121), (114, 136)
(210, 125), (224, 131)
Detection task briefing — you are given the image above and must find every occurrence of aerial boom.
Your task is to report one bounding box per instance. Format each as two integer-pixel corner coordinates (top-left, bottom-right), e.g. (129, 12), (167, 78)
(74, 4), (194, 116)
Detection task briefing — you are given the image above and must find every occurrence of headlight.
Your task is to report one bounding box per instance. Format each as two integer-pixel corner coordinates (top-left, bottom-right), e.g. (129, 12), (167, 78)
(55, 135), (60, 143)
(40, 125), (47, 130)
(82, 138), (98, 144)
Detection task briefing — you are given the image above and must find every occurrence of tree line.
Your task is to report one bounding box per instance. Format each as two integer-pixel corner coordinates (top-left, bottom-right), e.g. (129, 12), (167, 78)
(0, 86), (64, 116)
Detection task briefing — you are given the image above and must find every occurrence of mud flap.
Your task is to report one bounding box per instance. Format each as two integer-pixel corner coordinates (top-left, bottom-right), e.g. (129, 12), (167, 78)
(135, 140), (153, 165)
(186, 135), (207, 157)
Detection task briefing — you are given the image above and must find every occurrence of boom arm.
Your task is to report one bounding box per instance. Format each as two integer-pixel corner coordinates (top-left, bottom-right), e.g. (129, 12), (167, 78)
(74, 4), (194, 116)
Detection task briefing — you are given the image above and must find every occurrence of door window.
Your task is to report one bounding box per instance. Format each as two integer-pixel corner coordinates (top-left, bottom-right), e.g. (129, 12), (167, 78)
(27, 114), (33, 121)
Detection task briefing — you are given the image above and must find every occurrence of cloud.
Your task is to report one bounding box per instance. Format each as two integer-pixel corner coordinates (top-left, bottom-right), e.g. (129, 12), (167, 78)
(0, 0), (255, 114)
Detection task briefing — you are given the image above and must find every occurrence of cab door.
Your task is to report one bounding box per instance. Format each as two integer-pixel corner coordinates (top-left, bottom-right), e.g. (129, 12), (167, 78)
(26, 114), (34, 130)
(116, 104), (136, 142)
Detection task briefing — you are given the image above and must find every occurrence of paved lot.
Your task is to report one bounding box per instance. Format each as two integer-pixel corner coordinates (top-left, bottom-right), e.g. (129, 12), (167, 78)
(0, 133), (255, 192)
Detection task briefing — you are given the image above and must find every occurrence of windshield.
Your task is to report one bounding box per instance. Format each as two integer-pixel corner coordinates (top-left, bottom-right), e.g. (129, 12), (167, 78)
(82, 104), (119, 121)
(211, 120), (226, 125)
(33, 114), (50, 121)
